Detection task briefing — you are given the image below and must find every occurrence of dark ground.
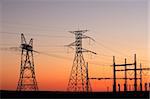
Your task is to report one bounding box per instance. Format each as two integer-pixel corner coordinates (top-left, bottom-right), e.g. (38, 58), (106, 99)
(0, 90), (149, 99)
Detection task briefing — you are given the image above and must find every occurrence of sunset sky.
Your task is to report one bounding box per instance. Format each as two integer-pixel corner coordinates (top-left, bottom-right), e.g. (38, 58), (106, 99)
(0, 0), (150, 91)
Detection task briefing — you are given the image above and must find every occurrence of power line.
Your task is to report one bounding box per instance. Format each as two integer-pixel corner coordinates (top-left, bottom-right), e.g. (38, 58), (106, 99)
(88, 62), (112, 67)
(0, 46), (72, 60)
(0, 32), (73, 38)
(95, 41), (128, 56)
(38, 51), (72, 60)
(2, 21), (69, 32)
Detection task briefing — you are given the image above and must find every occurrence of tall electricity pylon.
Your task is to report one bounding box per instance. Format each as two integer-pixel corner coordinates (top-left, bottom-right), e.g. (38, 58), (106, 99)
(17, 33), (38, 91)
(66, 30), (96, 92)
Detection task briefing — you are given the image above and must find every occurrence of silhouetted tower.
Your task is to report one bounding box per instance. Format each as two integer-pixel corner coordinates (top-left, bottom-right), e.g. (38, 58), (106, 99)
(124, 58), (127, 91)
(140, 63), (142, 91)
(66, 30), (96, 92)
(17, 33), (38, 91)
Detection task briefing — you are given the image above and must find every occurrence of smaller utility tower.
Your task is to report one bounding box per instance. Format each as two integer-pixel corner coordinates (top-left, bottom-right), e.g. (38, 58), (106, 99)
(17, 33), (38, 91)
(66, 30), (96, 92)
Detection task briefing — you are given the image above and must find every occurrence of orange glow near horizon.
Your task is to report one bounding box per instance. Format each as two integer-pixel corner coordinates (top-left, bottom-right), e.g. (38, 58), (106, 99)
(1, 49), (149, 91)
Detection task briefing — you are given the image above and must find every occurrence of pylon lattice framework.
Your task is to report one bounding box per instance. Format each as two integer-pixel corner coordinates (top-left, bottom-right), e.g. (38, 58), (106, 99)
(67, 30), (96, 92)
(17, 33), (38, 91)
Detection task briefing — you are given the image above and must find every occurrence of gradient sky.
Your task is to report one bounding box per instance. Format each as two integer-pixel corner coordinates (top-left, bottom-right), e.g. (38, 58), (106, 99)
(0, 0), (149, 91)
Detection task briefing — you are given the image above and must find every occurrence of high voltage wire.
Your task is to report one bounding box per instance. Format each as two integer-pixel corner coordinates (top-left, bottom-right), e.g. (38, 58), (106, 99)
(94, 43), (149, 64)
(3, 25), (64, 33)
(1, 22), (148, 58)
(1, 32), (149, 65)
(2, 21), (69, 31)
(35, 45), (65, 47)
(1, 32), (149, 64)
(0, 42), (71, 51)
(1, 32), (145, 60)
(0, 32), (73, 38)
(95, 54), (113, 58)
(1, 33), (149, 65)
(0, 44), (18, 46)
(93, 40), (143, 61)
(95, 41), (128, 56)
(0, 46), (72, 60)
(0, 32), (19, 35)
(37, 51), (72, 60)
(0, 43), (66, 48)
(88, 62), (112, 67)
(91, 43), (125, 62)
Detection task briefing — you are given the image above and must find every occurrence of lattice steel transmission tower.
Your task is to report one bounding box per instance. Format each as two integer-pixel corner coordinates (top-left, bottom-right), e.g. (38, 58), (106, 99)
(17, 33), (38, 91)
(66, 30), (96, 92)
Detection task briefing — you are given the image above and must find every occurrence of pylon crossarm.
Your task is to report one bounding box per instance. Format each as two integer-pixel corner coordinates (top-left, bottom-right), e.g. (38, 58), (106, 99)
(69, 30), (88, 34)
(82, 48), (96, 55)
(82, 35), (95, 41)
(65, 42), (76, 47)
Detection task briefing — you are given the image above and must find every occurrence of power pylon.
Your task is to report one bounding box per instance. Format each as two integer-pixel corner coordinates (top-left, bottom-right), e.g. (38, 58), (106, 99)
(66, 30), (96, 92)
(17, 33), (38, 91)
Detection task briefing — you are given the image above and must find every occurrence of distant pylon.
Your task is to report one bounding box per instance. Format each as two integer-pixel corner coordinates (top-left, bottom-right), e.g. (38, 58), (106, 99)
(17, 33), (38, 91)
(66, 30), (96, 92)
